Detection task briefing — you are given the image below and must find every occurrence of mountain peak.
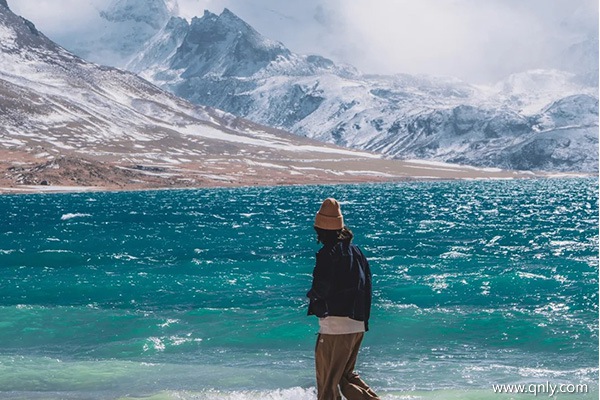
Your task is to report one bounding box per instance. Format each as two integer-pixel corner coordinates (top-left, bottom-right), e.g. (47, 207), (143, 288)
(217, 8), (255, 32)
(202, 9), (216, 18)
(100, 0), (173, 29)
(61, 0), (175, 67)
(172, 8), (290, 78)
(220, 8), (239, 20)
(195, 8), (253, 32)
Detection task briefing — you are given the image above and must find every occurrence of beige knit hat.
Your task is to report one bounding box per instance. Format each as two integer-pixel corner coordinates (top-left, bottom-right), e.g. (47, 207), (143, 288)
(314, 198), (344, 230)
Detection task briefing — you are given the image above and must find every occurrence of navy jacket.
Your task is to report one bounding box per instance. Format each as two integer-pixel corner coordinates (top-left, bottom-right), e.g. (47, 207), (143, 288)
(307, 242), (373, 331)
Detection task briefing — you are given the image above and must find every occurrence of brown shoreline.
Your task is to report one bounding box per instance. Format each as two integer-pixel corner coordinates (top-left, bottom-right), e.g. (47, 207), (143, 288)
(0, 167), (589, 196)
(0, 149), (591, 196)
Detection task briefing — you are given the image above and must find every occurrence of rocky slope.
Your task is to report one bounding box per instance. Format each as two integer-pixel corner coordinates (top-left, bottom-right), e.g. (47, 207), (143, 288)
(117, 6), (598, 173)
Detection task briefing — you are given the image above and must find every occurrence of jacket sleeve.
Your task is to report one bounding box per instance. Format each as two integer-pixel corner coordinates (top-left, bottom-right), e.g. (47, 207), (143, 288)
(357, 246), (372, 331)
(364, 255), (372, 331)
(307, 249), (334, 301)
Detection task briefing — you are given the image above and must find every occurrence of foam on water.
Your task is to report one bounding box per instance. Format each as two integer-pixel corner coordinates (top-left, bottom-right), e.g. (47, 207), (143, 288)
(60, 212), (92, 220)
(126, 388), (598, 400)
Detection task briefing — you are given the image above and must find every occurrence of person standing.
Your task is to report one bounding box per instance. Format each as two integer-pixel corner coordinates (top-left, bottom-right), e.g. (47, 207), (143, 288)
(307, 198), (379, 400)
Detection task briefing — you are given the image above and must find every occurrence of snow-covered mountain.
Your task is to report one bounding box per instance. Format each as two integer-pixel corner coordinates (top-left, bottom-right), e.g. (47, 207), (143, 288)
(57, 0), (176, 68)
(3, 1), (525, 191)
(127, 9), (356, 81)
(108, 6), (597, 173)
(8, 1), (598, 174)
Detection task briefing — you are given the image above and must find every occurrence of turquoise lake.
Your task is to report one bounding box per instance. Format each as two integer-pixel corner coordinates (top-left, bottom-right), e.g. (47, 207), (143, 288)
(0, 178), (597, 399)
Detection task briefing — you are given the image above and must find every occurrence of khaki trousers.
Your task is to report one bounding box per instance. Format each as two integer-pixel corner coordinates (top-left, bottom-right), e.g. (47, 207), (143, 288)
(315, 332), (380, 400)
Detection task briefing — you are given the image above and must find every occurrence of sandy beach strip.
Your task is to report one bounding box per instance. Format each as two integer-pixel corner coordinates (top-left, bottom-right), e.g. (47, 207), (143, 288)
(0, 149), (574, 195)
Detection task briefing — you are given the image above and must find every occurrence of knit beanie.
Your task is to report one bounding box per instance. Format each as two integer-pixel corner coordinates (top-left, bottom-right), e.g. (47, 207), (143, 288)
(314, 198), (344, 230)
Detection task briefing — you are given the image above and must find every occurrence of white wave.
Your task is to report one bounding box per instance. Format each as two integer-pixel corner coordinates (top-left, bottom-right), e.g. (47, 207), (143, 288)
(485, 235), (502, 246)
(440, 250), (469, 259)
(516, 271), (550, 280)
(126, 387), (317, 400)
(60, 213), (92, 221)
(158, 319), (179, 328)
(240, 212), (260, 218)
(107, 386), (586, 400)
(112, 253), (139, 261)
(143, 337), (166, 352)
(167, 335), (204, 346)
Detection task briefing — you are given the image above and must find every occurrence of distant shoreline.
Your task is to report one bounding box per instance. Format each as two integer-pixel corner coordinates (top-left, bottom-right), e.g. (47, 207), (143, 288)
(0, 148), (592, 196)
(0, 173), (593, 196)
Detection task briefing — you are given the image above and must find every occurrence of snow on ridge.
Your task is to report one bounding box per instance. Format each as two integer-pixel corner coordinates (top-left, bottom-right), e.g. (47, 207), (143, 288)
(178, 123), (379, 157)
(0, 24), (15, 48)
(403, 159), (503, 173)
(286, 145), (380, 158)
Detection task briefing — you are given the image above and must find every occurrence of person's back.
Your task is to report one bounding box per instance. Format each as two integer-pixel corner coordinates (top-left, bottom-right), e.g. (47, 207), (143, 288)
(307, 198), (379, 400)
(309, 241), (372, 331)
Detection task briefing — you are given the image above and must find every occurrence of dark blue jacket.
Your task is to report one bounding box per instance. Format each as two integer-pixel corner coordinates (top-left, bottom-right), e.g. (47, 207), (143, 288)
(307, 242), (373, 331)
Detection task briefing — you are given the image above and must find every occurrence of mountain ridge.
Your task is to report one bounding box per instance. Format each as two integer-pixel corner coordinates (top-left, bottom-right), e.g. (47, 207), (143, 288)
(108, 5), (598, 173)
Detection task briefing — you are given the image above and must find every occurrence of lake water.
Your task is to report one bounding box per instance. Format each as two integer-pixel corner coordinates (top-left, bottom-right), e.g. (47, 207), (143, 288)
(0, 178), (597, 399)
